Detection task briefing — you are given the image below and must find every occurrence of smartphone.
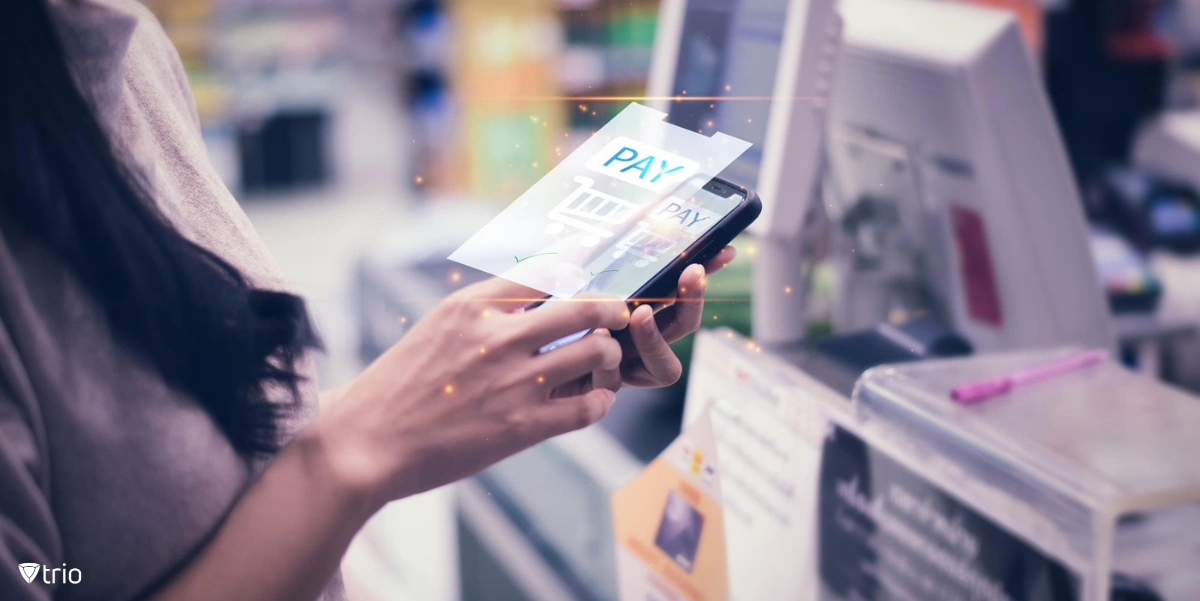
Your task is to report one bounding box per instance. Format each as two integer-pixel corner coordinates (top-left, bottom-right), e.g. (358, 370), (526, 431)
(538, 176), (761, 353)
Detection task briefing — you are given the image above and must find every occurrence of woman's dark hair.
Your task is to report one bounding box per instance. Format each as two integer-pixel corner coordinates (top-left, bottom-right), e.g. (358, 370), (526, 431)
(0, 1), (321, 455)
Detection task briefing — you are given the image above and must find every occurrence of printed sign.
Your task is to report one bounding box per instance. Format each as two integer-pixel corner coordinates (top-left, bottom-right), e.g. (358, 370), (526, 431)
(613, 407), (728, 601)
(684, 328), (831, 601)
(817, 426), (1081, 601)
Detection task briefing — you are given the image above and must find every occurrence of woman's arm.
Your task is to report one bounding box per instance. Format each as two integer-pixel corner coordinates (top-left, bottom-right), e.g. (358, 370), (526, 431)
(318, 382), (350, 416)
(147, 277), (632, 601)
(146, 427), (375, 601)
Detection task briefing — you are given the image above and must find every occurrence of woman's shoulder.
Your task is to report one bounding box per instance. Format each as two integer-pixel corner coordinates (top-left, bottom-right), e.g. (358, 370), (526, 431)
(115, 0), (203, 129)
(51, 0), (201, 134)
(52, 0), (294, 292)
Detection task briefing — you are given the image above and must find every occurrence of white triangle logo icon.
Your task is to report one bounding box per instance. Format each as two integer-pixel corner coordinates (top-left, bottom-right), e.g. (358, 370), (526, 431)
(18, 563), (40, 584)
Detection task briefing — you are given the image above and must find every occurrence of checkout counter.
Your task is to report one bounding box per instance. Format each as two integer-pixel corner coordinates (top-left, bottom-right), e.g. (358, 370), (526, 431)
(355, 237), (1200, 601)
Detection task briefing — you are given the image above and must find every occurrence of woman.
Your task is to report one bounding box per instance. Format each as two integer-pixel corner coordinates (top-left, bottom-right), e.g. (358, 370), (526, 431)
(0, 1), (735, 599)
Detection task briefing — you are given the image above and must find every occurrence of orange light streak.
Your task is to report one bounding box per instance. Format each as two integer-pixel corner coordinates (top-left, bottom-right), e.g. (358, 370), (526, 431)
(506, 95), (825, 102)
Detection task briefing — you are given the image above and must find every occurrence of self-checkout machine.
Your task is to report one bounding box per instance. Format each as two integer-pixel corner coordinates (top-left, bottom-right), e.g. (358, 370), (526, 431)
(752, 0), (1114, 372)
(680, 1), (1200, 600)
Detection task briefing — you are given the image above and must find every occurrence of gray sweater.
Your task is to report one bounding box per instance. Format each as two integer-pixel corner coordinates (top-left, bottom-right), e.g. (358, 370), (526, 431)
(0, 1), (342, 599)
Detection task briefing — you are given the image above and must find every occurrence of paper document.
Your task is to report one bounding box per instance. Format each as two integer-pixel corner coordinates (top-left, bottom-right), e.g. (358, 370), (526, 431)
(612, 406), (728, 601)
(684, 328), (834, 601)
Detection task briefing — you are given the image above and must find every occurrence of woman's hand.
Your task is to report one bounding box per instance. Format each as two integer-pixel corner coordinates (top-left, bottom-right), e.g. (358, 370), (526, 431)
(551, 245), (738, 397)
(151, 277), (624, 601)
(315, 277), (631, 507)
(620, 245), (737, 386)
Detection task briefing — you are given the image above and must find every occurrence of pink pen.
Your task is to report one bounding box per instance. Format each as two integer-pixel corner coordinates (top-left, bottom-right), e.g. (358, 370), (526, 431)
(950, 350), (1107, 405)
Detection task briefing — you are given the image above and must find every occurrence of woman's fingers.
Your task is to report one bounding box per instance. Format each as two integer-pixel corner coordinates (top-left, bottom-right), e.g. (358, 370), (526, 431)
(528, 329), (623, 390)
(515, 295), (631, 347)
(458, 277), (546, 312)
(623, 304), (684, 387)
(702, 245), (737, 275)
(527, 388), (617, 441)
(587, 330), (624, 393)
(591, 367), (623, 393)
(658, 264), (707, 343)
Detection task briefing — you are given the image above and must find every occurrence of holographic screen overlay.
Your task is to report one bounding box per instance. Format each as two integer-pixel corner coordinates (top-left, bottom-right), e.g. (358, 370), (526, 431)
(449, 102), (750, 299)
(571, 185), (742, 302)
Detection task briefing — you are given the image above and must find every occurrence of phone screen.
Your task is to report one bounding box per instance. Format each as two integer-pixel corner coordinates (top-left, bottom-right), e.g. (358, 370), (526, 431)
(538, 182), (745, 353)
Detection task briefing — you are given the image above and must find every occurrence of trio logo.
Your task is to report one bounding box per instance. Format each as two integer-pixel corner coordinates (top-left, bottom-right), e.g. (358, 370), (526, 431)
(585, 136), (699, 194)
(17, 562), (81, 585)
(18, 563), (38, 583)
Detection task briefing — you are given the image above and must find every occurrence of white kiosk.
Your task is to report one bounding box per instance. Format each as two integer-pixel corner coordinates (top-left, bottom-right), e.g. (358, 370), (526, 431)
(819, 0), (1113, 353)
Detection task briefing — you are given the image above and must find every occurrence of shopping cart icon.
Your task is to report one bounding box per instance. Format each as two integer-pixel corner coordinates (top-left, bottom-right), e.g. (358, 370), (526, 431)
(611, 221), (677, 267)
(544, 175), (641, 247)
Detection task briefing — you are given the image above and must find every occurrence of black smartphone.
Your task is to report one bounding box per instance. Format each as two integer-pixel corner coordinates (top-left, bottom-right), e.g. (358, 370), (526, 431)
(538, 176), (761, 353)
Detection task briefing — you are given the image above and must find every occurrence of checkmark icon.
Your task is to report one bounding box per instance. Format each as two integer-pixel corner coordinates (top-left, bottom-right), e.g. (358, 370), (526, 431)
(514, 252), (557, 263)
(590, 269), (619, 277)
